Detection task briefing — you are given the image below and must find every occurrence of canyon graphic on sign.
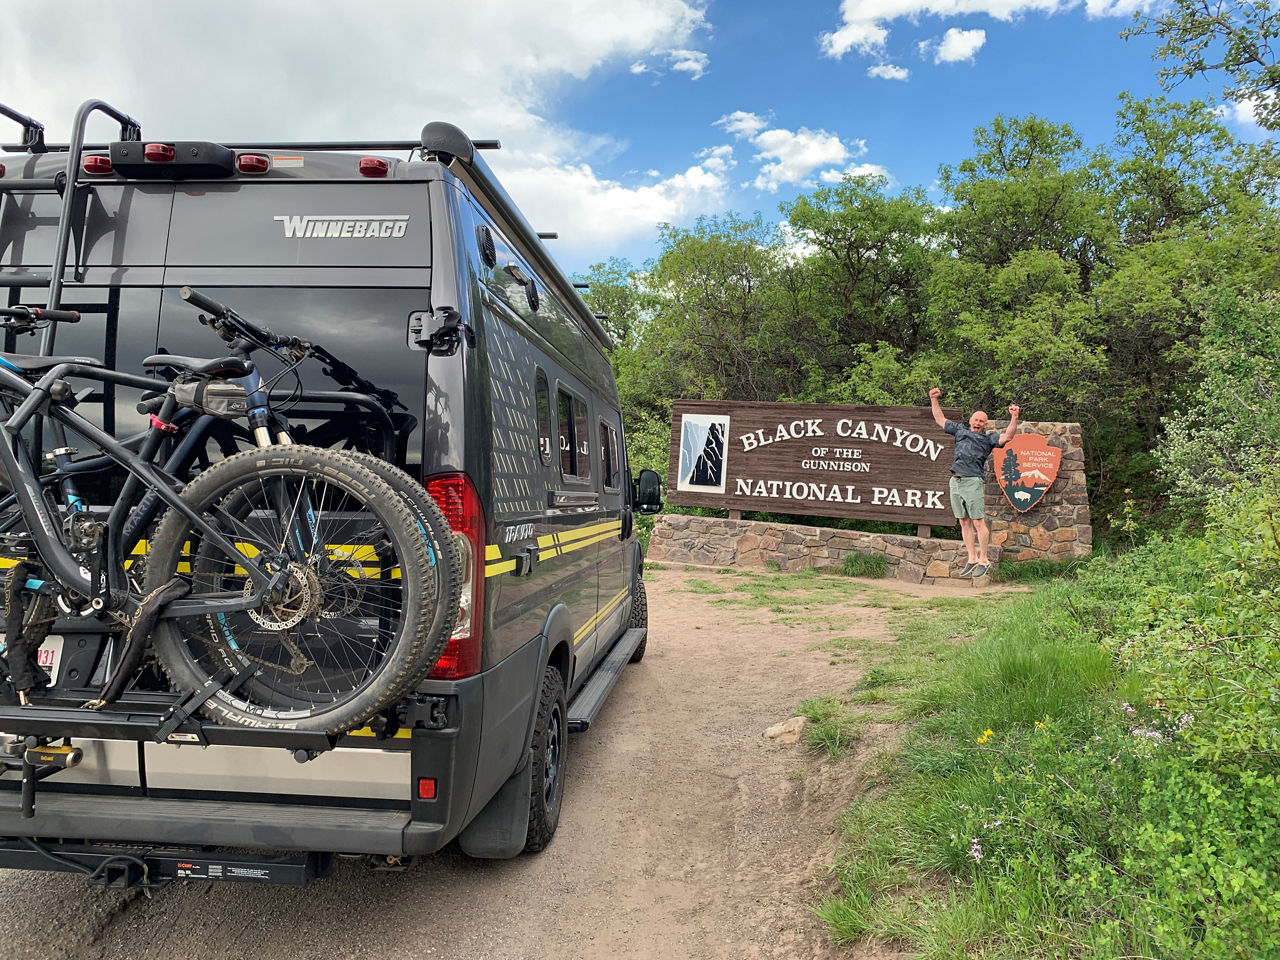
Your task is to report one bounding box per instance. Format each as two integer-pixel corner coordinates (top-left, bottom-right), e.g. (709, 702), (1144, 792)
(676, 413), (731, 495)
(995, 433), (1062, 512)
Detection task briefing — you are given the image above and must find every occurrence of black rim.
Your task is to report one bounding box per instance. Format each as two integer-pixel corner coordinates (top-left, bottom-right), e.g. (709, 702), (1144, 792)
(543, 702), (562, 807)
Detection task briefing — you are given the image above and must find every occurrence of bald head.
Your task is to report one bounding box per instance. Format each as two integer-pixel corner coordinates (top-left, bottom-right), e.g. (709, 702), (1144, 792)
(968, 411), (990, 431)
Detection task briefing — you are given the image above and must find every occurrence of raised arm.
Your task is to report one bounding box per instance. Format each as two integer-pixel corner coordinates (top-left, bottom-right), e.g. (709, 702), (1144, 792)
(928, 387), (947, 429)
(999, 404), (1020, 444)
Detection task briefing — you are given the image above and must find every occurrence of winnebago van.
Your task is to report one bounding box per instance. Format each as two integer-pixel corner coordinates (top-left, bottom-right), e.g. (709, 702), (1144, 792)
(0, 99), (663, 886)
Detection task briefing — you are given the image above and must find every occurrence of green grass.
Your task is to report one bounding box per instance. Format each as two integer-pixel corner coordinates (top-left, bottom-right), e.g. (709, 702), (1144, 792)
(840, 551), (889, 578)
(812, 524), (1280, 960)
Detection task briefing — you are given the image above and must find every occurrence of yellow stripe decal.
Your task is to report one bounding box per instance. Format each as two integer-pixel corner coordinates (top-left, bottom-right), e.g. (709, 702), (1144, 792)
(572, 588), (631, 645)
(346, 727), (412, 739)
(484, 521), (623, 578)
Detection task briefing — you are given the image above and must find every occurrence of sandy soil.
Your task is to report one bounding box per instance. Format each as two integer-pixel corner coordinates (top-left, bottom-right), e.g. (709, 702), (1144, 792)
(0, 566), (1017, 960)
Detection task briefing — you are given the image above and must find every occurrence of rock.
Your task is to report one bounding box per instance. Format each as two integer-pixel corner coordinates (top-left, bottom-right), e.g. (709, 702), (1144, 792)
(764, 717), (808, 744)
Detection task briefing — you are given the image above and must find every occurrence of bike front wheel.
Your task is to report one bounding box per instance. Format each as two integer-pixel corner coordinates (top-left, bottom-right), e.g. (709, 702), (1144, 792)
(145, 445), (451, 734)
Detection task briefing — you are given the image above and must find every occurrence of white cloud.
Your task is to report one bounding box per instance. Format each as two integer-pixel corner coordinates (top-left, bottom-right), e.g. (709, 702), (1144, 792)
(819, 0), (1127, 61)
(668, 49), (710, 79)
(715, 110), (771, 138)
(1213, 95), (1272, 132)
(0, 0), (715, 269)
(935, 27), (986, 62)
(868, 63), (911, 80)
(497, 158), (729, 257)
(718, 114), (867, 192)
(696, 144), (737, 174)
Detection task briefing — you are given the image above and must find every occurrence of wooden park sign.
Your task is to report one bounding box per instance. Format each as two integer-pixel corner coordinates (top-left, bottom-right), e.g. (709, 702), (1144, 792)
(668, 400), (963, 525)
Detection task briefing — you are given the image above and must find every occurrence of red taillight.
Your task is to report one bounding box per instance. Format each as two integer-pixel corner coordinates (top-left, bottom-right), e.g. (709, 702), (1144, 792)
(417, 777), (437, 800)
(424, 473), (485, 680)
(82, 155), (112, 175)
(144, 143), (175, 162)
(0, 163), (6, 178)
(359, 157), (389, 178)
(237, 153), (270, 174)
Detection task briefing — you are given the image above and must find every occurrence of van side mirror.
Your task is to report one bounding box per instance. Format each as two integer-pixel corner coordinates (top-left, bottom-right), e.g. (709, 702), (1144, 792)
(633, 469), (664, 515)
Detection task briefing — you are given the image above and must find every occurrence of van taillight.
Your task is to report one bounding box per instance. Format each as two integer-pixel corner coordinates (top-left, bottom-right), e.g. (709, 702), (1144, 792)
(359, 157), (390, 178)
(424, 473), (485, 679)
(237, 153), (270, 174)
(144, 143), (175, 162)
(82, 155), (112, 175)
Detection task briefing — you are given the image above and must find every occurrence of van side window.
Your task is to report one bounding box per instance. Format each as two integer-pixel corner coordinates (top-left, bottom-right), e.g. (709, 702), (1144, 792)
(600, 422), (620, 490)
(557, 388), (590, 481)
(535, 369), (553, 464)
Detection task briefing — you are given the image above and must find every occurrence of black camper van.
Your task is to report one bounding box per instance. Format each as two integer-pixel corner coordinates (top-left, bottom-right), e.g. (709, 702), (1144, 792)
(0, 99), (663, 887)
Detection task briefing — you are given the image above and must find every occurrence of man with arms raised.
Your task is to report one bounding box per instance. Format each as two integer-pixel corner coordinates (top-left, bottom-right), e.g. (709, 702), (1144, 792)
(929, 388), (1020, 578)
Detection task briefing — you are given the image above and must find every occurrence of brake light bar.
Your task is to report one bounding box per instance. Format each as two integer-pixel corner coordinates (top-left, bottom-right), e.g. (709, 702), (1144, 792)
(424, 473), (485, 680)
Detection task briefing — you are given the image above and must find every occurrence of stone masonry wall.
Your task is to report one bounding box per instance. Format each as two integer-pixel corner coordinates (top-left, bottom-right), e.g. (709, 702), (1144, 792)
(645, 421), (1091, 583)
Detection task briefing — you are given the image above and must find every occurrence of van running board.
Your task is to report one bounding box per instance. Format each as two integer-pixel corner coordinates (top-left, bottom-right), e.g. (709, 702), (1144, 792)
(566, 627), (645, 733)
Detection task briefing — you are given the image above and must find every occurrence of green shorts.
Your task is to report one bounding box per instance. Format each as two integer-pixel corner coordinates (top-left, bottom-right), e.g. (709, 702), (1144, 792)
(949, 475), (986, 520)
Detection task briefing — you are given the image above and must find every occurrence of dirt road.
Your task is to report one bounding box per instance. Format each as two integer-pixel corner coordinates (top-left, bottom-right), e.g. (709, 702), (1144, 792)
(1, 567), (1004, 960)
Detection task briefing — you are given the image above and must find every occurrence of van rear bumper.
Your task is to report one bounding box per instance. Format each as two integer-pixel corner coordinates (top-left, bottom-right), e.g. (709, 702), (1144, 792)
(0, 792), (447, 856)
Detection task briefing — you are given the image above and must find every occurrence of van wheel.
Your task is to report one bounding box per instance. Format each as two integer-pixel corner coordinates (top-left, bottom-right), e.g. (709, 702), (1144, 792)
(524, 666), (567, 853)
(627, 579), (648, 663)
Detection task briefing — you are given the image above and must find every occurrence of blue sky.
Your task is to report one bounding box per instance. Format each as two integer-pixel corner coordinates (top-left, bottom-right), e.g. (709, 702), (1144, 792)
(2, 1), (1266, 277)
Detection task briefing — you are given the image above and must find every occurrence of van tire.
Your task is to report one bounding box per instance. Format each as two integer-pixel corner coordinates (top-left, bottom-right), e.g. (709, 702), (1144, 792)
(146, 446), (440, 734)
(627, 579), (648, 663)
(524, 665), (567, 853)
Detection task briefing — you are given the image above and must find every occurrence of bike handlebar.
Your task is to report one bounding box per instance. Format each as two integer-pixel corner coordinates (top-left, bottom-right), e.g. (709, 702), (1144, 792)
(178, 286), (402, 411)
(180, 285), (298, 351)
(0, 306), (81, 324)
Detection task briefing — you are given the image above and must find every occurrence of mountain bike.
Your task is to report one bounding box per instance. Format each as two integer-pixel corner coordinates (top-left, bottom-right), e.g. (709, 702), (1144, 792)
(0, 296), (459, 735)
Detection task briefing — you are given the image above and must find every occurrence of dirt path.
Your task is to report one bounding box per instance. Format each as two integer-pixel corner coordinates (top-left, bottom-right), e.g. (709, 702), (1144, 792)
(1, 567), (1016, 960)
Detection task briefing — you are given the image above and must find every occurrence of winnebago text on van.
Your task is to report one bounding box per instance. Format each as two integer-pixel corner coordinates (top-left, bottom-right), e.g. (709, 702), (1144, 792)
(0, 99), (663, 887)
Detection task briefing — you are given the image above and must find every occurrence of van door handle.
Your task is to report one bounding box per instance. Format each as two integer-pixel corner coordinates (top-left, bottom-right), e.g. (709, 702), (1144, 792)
(512, 546), (537, 576)
(549, 490), (599, 508)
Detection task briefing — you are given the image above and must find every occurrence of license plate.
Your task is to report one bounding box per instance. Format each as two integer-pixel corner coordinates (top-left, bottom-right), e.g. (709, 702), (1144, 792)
(35, 635), (64, 685)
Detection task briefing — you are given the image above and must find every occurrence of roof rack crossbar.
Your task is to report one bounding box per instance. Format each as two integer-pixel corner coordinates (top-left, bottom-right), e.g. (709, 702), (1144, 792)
(0, 104), (46, 154)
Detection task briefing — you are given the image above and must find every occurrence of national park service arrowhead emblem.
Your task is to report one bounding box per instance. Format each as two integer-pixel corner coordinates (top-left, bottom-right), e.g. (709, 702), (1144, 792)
(995, 434), (1062, 513)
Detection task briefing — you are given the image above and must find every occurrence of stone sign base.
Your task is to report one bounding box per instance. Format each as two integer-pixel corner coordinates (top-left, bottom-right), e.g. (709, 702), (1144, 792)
(646, 420), (1093, 583)
(646, 515), (1002, 584)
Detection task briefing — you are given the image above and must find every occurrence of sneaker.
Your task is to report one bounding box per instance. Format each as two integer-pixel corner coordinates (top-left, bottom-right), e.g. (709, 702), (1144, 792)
(971, 564), (989, 579)
(958, 561), (977, 578)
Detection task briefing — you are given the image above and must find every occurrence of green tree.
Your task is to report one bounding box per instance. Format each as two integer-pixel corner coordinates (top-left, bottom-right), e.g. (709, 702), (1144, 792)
(1128, 0), (1280, 131)
(937, 115), (1116, 288)
(1158, 289), (1280, 511)
(780, 175), (938, 357)
(641, 213), (801, 403)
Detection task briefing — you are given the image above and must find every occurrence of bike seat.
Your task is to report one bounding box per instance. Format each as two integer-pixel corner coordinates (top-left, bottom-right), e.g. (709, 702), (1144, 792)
(0, 353), (104, 373)
(143, 355), (251, 378)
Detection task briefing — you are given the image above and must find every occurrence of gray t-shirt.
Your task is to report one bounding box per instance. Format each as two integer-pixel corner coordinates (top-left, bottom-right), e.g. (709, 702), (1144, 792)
(945, 420), (1001, 477)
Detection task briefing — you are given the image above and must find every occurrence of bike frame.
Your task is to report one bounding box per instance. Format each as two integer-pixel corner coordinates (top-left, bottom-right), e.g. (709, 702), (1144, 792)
(0, 361), (285, 618)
